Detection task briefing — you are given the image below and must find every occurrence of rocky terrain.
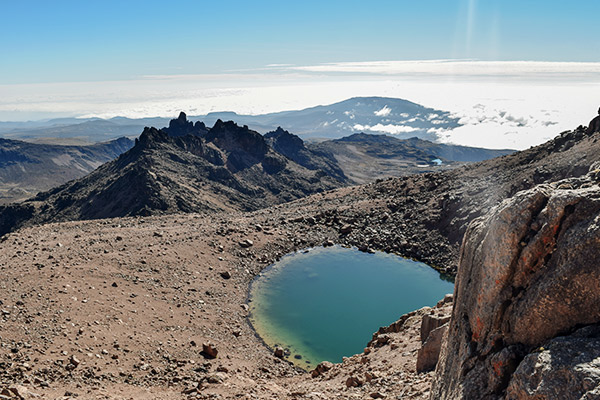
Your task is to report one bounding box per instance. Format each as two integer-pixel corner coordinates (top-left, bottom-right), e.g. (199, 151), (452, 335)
(1, 118), (599, 398)
(0, 200), (455, 399)
(0, 137), (134, 204)
(0, 112), (514, 242)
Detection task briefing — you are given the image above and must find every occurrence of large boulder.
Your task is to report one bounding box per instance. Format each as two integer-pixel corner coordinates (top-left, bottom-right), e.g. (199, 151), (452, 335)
(431, 170), (600, 399)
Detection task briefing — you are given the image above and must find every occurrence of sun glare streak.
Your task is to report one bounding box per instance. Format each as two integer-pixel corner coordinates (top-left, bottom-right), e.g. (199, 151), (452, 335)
(466, 0), (477, 56)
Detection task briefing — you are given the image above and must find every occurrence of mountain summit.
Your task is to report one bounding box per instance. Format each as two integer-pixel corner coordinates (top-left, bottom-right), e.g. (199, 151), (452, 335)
(0, 115), (343, 235)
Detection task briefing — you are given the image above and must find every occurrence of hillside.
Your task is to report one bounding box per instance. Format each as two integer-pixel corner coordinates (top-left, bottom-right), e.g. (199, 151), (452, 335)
(0, 124), (598, 399)
(311, 133), (514, 183)
(0, 137), (134, 204)
(0, 117), (342, 236)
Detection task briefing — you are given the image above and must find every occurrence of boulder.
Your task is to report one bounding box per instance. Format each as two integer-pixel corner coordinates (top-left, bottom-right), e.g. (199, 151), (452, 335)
(274, 347), (284, 358)
(506, 324), (600, 400)
(311, 361), (334, 378)
(431, 176), (600, 399)
(420, 313), (451, 343)
(416, 323), (448, 373)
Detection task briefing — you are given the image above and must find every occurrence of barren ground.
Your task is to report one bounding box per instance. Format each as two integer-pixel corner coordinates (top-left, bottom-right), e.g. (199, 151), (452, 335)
(0, 197), (451, 399)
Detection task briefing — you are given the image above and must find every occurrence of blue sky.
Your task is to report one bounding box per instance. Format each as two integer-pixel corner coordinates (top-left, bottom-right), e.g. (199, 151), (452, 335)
(1, 0), (599, 84)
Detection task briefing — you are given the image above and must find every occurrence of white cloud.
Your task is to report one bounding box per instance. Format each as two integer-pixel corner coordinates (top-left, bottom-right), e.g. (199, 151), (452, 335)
(374, 105), (391, 117)
(288, 60), (600, 81)
(354, 123), (419, 134)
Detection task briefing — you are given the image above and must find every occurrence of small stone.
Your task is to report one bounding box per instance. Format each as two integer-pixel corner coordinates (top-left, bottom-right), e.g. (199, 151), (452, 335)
(345, 376), (363, 387)
(239, 239), (253, 248)
(207, 372), (227, 384)
(339, 224), (353, 234)
(220, 271), (231, 280)
(274, 347), (284, 358)
(202, 343), (218, 359)
(69, 355), (80, 367)
(311, 361), (334, 378)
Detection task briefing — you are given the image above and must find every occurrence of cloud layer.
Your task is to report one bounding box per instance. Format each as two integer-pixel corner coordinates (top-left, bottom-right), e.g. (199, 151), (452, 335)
(1, 60), (599, 150)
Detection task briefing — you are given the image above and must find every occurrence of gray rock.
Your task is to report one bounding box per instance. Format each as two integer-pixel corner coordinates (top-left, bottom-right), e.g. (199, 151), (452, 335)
(416, 323), (448, 373)
(506, 325), (600, 400)
(420, 313), (451, 343)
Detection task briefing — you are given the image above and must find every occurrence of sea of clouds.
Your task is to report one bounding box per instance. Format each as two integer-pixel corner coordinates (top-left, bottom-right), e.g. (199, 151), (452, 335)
(1, 60), (598, 150)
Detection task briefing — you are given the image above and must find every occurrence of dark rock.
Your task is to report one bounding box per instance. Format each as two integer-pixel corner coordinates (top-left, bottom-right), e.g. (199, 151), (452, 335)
(345, 376), (363, 387)
(219, 271), (231, 280)
(311, 361), (334, 378)
(201, 343), (218, 359)
(339, 224), (353, 234)
(274, 347), (284, 358)
(239, 239), (253, 248)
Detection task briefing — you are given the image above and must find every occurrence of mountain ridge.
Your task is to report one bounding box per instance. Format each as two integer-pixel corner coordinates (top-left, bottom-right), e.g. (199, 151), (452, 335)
(0, 116), (343, 235)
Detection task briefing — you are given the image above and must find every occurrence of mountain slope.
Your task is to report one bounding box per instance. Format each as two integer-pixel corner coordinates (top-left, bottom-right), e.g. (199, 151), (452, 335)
(0, 137), (134, 204)
(310, 133), (514, 183)
(201, 97), (461, 140)
(0, 118), (342, 235)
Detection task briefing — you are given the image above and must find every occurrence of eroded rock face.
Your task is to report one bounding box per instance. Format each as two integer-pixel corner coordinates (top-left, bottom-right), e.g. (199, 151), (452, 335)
(431, 171), (600, 399)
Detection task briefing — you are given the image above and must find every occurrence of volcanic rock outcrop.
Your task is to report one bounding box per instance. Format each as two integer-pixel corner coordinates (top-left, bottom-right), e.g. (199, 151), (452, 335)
(0, 117), (342, 236)
(431, 167), (600, 399)
(264, 126), (347, 182)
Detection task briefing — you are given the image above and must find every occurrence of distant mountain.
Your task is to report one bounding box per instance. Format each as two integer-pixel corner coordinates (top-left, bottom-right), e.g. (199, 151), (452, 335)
(0, 97), (461, 142)
(0, 115), (342, 236)
(310, 133), (514, 184)
(199, 97), (461, 140)
(0, 137), (134, 204)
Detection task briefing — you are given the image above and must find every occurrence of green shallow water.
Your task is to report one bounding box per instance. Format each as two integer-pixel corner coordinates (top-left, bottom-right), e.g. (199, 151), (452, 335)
(248, 246), (454, 370)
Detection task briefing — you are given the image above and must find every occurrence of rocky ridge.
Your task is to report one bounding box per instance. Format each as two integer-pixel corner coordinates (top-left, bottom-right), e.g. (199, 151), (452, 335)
(0, 117), (343, 237)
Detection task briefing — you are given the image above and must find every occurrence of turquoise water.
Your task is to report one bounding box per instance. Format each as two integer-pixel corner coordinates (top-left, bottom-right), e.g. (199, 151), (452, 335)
(248, 245), (454, 369)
